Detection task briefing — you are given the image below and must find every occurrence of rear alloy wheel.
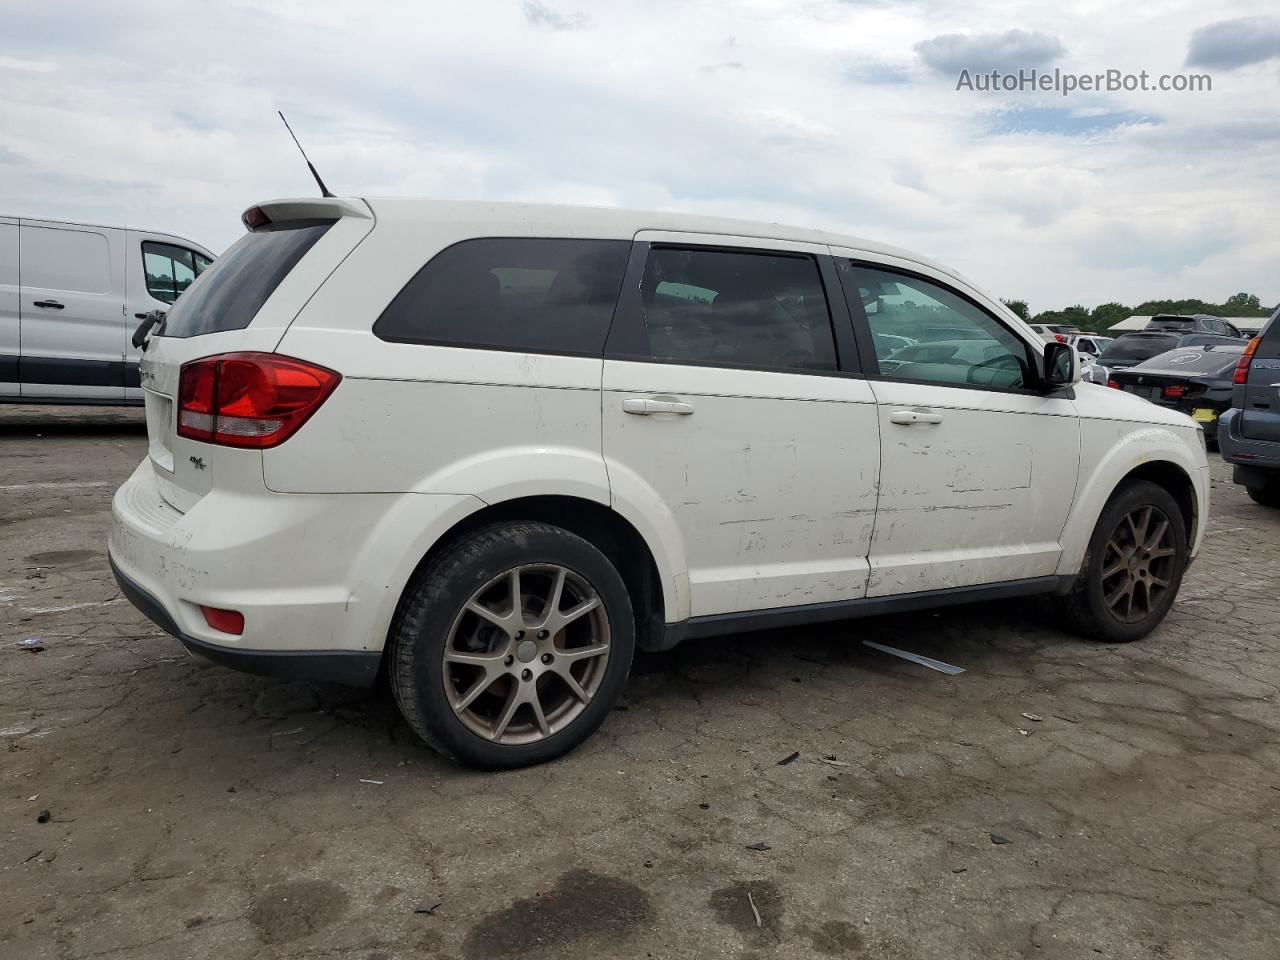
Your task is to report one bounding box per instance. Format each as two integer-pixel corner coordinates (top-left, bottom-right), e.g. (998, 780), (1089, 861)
(1056, 480), (1188, 643)
(389, 523), (634, 769)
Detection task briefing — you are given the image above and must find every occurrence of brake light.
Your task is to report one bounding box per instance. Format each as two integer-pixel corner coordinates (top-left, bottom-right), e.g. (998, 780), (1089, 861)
(241, 205), (272, 230)
(200, 605), (244, 635)
(177, 352), (340, 448)
(1163, 384), (1185, 398)
(1107, 379), (1121, 389)
(1233, 337), (1260, 385)
(1055, 334), (1067, 343)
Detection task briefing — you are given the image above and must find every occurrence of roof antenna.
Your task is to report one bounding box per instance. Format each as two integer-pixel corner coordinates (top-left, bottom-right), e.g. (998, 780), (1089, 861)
(278, 110), (335, 198)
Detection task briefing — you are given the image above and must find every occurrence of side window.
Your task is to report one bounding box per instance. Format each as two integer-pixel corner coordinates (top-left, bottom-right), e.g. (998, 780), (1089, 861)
(637, 247), (837, 371)
(845, 264), (1030, 389)
(142, 242), (199, 304)
(374, 238), (630, 355)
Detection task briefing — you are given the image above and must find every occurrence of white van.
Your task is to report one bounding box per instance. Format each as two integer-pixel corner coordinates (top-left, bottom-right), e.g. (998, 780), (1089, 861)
(0, 216), (214, 405)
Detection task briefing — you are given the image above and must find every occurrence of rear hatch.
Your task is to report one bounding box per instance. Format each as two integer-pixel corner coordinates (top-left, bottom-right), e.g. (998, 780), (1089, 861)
(139, 198), (374, 511)
(1239, 310), (1280, 442)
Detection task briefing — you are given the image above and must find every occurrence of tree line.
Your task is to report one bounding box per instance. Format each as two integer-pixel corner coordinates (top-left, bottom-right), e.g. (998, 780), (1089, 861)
(999, 293), (1274, 334)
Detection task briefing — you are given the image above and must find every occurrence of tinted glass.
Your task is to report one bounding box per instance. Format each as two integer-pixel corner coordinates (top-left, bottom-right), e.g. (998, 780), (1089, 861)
(1098, 335), (1177, 362)
(638, 248), (836, 371)
(161, 221), (333, 338)
(846, 264), (1028, 388)
(1257, 309), (1280, 359)
(375, 238), (629, 355)
(143, 242), (199, 303)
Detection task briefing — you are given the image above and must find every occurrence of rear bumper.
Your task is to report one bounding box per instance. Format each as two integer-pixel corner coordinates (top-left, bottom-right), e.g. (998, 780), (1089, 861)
(110, 553), (381, 686)
(108, 458), (480, 687)
(1219, 409), (1280, 471)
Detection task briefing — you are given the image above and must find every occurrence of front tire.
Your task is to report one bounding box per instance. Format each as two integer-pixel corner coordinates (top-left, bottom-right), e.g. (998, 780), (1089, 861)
(389, 522), (635, 769)
(1056, 480), (1188, 643)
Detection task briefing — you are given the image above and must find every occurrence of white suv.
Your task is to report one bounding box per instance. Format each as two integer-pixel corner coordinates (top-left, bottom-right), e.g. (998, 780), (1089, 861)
(109, 197), (1210, 768)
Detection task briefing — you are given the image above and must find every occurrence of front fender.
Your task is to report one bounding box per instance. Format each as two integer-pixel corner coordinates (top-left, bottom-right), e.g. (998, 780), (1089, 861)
(1056, 422), (1209, 577)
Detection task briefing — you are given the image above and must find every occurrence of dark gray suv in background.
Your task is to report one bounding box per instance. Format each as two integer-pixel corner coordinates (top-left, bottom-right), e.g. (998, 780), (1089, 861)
(1220, 308), (1280, 506)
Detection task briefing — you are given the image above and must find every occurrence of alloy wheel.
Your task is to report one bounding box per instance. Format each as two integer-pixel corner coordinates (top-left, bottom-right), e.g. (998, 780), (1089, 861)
(1100, 504), (1178, 623)
(442, 564), (611, 745)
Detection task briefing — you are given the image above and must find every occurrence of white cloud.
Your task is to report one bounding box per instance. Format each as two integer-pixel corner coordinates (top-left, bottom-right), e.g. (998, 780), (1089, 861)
(0, 0), (1275, 314)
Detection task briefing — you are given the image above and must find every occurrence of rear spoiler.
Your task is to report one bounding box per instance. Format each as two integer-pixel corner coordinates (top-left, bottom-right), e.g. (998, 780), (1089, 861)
(241, 197), (372, 231)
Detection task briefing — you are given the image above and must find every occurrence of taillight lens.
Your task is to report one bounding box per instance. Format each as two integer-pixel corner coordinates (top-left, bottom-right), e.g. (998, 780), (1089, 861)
(200, 605), (245, 635)
(176, 352), (340, 448)
(1055, 334), (1067, 343)
(1107, 379), (1121, 389)
(1163, 384), (1186, 399)
(1234, 337), (1260, 385)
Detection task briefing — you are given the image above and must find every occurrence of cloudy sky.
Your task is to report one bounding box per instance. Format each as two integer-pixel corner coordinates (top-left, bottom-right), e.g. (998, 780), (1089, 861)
(1, 0), (1278, 312)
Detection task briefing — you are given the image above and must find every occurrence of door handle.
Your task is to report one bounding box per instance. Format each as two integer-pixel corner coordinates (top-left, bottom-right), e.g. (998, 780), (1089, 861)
(622, 397), (695, 416)
(889, 409), (944, 425)
(33, 300), (64, 309)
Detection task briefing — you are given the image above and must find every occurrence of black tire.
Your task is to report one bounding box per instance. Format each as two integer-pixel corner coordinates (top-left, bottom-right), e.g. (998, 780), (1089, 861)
(1246, 484), (1280, 507)
(389, 522), (634, 769)
(1055, 480), (1188, 643)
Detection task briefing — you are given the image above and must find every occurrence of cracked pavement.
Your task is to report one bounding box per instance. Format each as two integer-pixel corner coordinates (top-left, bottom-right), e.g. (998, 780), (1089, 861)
(1, 405), (1277, 959)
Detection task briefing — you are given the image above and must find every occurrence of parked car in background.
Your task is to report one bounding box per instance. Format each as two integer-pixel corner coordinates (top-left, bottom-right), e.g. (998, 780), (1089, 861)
(0, 215), (214, 405)
(1109, 343), (1245, 447)
(109, 197), (1209, 768)
(1144, 314), (1243, 339)
(1097, 331), (1244, 373)
(1080, 355), (1110, 385)
(1070, 334), (1112, 358)
(1029, 322), (1083, 342)
(1220, 309), (1280, 506)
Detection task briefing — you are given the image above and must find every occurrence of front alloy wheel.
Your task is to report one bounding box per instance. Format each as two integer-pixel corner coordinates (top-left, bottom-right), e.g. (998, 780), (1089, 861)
(1056, 479), (1188, 643)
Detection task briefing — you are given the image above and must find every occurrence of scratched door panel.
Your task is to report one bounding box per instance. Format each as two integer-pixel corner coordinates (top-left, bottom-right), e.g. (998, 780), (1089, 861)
(866, 379), (1079, 597)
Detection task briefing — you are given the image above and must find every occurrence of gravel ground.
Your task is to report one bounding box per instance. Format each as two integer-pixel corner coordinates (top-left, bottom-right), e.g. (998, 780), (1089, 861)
(1, 405), (1277, 960)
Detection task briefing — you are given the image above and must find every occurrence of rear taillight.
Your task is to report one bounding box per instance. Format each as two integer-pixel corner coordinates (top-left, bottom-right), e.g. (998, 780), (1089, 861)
(1107, 379), (1121, 389)
(1055, 334), (1067, 343)
(1163, 384), (1186, 399)
(1233, 337), (1260, 385)
(176, 352), (340, 449)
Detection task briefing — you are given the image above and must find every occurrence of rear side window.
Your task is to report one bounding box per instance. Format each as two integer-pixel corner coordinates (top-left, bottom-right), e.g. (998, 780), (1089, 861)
(160, 220), (333, 338)
(374, 238), (630, 355)
(637, 247), (837, 371)
(1256, 309), (1280, 359)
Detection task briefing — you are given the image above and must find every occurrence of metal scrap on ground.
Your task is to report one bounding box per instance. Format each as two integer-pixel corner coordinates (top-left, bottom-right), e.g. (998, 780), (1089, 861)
(861, 641), (965, 675)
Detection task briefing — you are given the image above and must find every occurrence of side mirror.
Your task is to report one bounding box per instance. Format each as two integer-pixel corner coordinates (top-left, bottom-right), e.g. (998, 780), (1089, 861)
(1043, 341), (1081, 389)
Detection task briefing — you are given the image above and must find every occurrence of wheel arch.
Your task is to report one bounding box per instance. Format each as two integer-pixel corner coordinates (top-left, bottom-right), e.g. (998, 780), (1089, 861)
(1057, 432), (1204, 577)
(384, 495), (674, 655)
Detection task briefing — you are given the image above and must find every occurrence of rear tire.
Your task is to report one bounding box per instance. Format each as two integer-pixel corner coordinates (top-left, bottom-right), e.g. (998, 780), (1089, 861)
(1056, 480), (1188, 643)
(389, 522), (634, 769)
(1246, 483), (1280, 508)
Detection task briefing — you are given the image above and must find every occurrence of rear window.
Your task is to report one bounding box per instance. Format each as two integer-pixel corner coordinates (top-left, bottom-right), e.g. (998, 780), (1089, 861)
(374, 238), (630, 355)
(1257, 308), (1280, 359)
(1099, 335), (1177, 362)
(160, 220), (333, 338)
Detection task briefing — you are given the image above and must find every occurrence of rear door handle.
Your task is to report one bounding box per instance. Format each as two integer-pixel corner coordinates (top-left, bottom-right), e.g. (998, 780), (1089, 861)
(889, 409), (944, 425)
(622, 397), (695, 416)
(32, 300), (64, 309)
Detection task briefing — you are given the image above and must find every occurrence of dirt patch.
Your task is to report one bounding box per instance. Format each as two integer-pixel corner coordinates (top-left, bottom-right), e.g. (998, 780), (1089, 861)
(461, 869), (653, 958)
(248, 879), (350, 944)
(806, 919), (865, 955)
(25, 549), (99, 566)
